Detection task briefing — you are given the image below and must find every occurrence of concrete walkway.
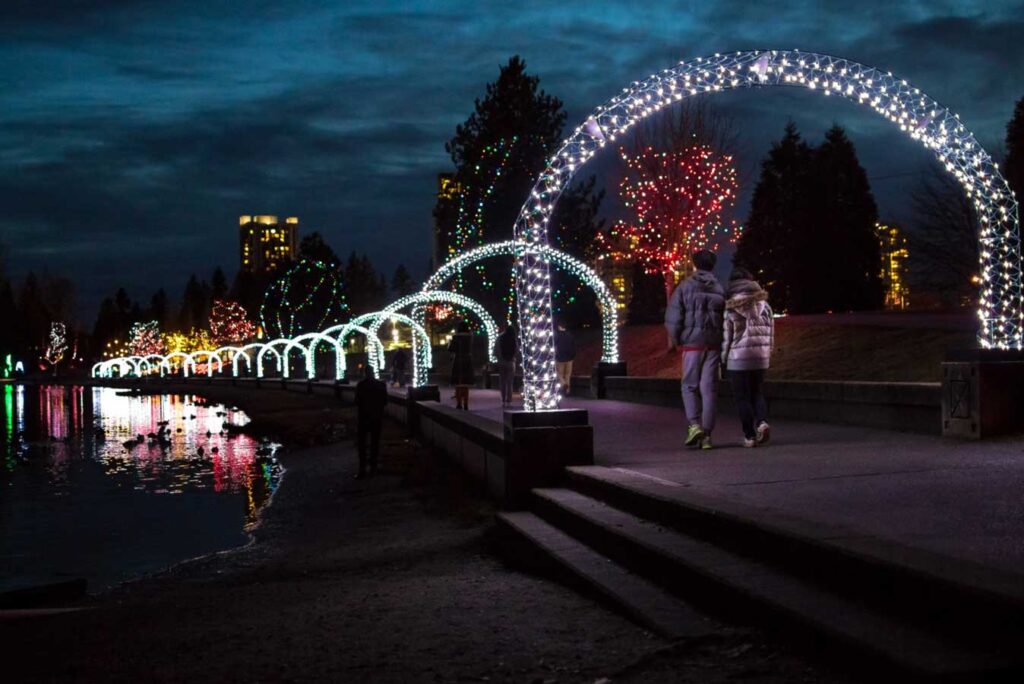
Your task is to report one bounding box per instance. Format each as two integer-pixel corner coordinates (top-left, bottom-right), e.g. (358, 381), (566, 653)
(446, 386), (1024, 577)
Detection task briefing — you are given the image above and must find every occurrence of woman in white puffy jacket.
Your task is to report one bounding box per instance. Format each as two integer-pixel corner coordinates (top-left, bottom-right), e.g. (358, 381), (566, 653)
(721, 267), (774, 447)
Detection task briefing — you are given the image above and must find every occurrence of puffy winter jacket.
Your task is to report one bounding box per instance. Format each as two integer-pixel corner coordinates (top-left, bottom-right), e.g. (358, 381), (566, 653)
(664, 270), (726, 349)
(721, 278), (774, 371)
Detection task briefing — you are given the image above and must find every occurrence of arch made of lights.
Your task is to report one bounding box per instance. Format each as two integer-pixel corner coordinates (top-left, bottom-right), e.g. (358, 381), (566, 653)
(283, 332), (346, 380)
(256, 339), (290, 378)
(373, 291), (500, 378)
(188, 350), (223, 377)
(423, 241), (619, 364)
(90, 361), (105, 378)
(143, 354), (164, 375)
(235, 343), (265, 376)
(320, 322), (388, 378)
(326, 314), (432, 385)
(212, 346), (247, 377)
(512, 49), (1023, 410)
(160, 351), (194, 377)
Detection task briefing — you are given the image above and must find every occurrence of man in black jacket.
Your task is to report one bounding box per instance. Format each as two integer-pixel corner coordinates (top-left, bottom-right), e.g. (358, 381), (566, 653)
(354, 367), (388, 478)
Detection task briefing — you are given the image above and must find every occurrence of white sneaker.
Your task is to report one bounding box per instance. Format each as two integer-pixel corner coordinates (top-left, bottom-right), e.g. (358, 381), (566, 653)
(742, 438), (757, 448)
(756, 422), (771, 445)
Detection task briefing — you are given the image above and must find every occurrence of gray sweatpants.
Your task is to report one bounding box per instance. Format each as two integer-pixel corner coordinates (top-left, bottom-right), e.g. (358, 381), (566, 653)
(682, 349), (720, 433)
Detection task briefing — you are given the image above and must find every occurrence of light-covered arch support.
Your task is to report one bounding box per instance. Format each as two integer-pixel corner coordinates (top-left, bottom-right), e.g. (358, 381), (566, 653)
(327, 314), (432, 386)
(256, 339), (290, 378)
(512, 49), (1023, 410)
(91, 361), (106, 378)
(236, 343), (264, 376)
(321, 322), (388, 378)
(189, 350), (223, 377)
(160, 351), (193, 377)
(283, 332), (346, 380)
(212, 347), (246, 377)
(423, 241), (619, 363)
(372, 291), (500, 371)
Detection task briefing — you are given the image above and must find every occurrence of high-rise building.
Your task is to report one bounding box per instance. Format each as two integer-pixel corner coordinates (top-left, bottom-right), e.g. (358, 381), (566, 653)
(876, 222), (910, 310)
(239, 215), (299, 274)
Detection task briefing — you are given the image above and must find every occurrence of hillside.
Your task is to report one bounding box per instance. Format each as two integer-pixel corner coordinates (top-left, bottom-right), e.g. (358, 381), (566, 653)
(573, 311), (976, 383)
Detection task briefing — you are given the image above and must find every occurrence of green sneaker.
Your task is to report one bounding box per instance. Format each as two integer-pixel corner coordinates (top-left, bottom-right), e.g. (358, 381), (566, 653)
(700, 435), (713, 450)
(684, 424), (704, 447)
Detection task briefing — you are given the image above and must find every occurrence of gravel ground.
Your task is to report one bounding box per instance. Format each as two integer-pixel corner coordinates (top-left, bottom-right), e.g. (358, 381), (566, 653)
(0, 386), (855, 683)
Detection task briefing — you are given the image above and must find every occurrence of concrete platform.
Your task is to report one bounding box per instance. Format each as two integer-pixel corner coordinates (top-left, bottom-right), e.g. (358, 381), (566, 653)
(451, 387), (1024, 577)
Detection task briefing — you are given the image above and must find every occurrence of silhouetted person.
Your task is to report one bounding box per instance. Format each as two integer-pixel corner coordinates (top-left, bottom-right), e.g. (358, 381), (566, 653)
(390, 348), (408, 388)
(495, 323), (517, 406)
(554, 322), (576, 395)
(665, 249), (725, 450)
(354, 367), (387, 478)
(449, 320), (475, 410)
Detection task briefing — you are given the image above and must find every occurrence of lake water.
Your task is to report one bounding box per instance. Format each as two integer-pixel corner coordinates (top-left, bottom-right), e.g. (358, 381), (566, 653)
(0, 385), (282, 594)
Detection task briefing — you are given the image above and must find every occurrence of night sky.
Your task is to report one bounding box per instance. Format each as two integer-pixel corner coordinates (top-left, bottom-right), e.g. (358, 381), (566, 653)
(2, 0), (1023, 318)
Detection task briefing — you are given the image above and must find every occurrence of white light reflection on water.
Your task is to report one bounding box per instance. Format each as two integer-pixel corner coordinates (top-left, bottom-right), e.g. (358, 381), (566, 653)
(1, 385), (282, 593)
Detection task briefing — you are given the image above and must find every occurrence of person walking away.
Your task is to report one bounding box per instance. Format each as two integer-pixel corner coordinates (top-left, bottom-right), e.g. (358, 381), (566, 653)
(665, 249), (726, 450)
(554, 323), (576, 395)
(495, 323), (517, 406)
(722, 267), (773, 447)
(390, 348), (408, 388)
(449, 321), (475, 410)
(354, 367), (388, 478)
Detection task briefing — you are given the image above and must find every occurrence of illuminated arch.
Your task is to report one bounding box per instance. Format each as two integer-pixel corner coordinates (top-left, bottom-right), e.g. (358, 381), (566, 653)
(326, 314), (432, 385)
(256, 339), (290, 378)
(320, 322), (388, 378)
(235, 343), (265, 376)
(373, 292), (500, 375)
(283, 332), (346, 380)
(189, 350), (223, 377)
(91, 361), (106, 378)
(423, 241), (619, 363)
(212, 346), (247, 377)
(512, 49), (1023, 410)
(143, 354), (164, 375)
(160, 351), (193, 377)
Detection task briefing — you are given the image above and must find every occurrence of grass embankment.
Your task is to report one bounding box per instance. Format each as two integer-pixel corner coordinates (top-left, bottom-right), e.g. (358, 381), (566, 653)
(575, 311), (975, 382)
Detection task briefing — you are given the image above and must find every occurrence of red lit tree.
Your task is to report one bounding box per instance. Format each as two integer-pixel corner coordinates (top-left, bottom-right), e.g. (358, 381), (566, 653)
(604, 144), (739, 299)
(210, 300), (256, 346)
(128, 320), (163, 356)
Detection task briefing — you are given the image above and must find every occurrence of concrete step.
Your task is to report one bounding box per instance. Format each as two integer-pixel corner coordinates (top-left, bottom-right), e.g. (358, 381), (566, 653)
(495, 511), (718, 640)
(531, 487), (1016, 679)
(564, 465), (1024, 654)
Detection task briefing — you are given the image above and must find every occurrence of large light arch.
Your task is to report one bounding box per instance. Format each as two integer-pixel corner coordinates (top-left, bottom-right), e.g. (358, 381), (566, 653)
(423, 241), (619, 363)
(326, 314), (432, 386)
(513, 49), (1023, 410)
(320, 322), (389, 378)
(283, 332), (346, 380)
(188, 350), (223, 377)
(256, 339), (291, 378)
(374, 291), (500, 374)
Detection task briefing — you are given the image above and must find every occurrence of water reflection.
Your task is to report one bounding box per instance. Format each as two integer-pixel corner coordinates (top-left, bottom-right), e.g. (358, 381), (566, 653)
(0, 385), (282, 592)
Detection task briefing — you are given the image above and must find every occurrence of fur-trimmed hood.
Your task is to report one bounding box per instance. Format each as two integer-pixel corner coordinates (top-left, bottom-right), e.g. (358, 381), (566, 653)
(726, 279), (769, 312)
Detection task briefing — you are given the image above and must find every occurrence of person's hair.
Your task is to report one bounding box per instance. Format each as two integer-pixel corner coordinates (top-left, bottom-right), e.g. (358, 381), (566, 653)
(692, 249), (717, 272)
(729, 266), (754, 281)
(457, 320), (471, 333)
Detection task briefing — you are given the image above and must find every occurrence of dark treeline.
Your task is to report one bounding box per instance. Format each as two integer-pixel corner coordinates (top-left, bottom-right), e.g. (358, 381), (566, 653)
(1, 231), (415, 369)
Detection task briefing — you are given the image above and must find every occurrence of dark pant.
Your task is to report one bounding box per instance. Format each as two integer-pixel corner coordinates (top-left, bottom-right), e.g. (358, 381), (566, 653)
(729, 369), (768, 439)
(357, 417), (382, 474)
(497, 361), (515, 403)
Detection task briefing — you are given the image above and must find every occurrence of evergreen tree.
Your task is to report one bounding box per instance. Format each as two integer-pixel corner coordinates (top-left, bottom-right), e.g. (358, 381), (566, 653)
(1005, 95), (1024, 203)
(299, 232), (342, 268)
(210, 267), (228, 301)
(148, 289), (170, 328)
(178, 275), (210, 331)
(343, 252), (387, 316)
(735, 123), (882, 313)
(436, 56), (567, 315)
(391, 264), (416, 298)
(550, 176), (605, 328)
(735, 122), (810, 312)
(0, 278), (16, 355)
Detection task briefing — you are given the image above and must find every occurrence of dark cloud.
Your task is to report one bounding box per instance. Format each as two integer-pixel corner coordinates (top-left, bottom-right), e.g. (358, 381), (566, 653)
(1, 0), (1022, 317)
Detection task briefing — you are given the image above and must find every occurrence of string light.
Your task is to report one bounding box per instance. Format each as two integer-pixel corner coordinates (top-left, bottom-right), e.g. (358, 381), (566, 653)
(128, 320), (163, 357)
(210, 300), (257, 346)
(260, 259), (348, 339)
(423, 241), (619, 363)
(42, 322), (67, 368)
(512, 49), (1022, 410)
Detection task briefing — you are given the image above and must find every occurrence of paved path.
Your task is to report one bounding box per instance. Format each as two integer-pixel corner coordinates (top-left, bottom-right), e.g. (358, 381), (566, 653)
(444, 386), (1024, 576)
